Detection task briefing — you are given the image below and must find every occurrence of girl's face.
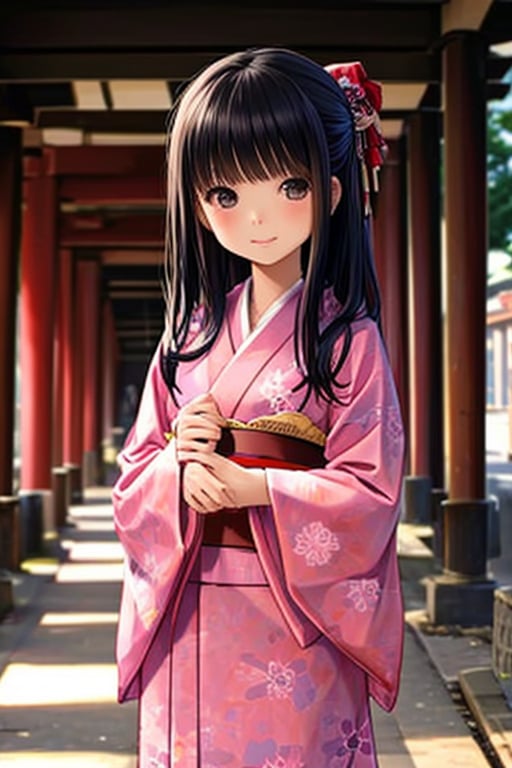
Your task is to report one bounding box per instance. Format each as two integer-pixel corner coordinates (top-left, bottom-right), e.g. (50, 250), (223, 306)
(196, 175), (313, 268)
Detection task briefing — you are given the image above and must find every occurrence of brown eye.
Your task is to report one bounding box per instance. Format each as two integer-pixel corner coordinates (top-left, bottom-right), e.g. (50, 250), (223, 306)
(280, 178), (311, 200)
(204, 186), (238, 209)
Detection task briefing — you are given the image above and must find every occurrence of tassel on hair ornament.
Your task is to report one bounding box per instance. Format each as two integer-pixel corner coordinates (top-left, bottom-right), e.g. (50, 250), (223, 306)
(325, 62), (387, 216)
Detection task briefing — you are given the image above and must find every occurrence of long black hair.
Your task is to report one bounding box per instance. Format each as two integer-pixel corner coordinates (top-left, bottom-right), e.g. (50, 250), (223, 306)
(161, 47), (381, 405)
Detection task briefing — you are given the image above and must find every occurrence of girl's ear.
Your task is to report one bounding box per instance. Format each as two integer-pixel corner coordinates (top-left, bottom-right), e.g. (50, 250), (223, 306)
(330, 176), (342, 215)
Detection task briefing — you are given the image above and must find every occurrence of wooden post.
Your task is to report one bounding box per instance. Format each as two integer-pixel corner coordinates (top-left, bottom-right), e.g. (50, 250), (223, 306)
(0, 128), (22, 496)
(78, 257), (101, 487)
(372, 138), (409, 442)
(425, 31), (495, 626)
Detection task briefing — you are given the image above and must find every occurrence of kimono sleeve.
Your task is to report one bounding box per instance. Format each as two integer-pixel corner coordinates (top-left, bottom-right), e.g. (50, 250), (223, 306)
(112, 340), (198, 701)
(264, 319), (405, 711)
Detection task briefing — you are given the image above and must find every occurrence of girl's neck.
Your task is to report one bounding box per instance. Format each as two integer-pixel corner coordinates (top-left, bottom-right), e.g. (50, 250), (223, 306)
(249, 248), (302, 329)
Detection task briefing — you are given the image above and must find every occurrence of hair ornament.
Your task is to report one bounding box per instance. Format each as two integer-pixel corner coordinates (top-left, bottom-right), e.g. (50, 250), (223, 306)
(325, 62), (387, 215)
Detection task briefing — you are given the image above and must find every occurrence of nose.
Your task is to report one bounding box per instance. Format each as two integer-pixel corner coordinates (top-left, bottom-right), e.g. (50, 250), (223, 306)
(250, 209), (263, 226)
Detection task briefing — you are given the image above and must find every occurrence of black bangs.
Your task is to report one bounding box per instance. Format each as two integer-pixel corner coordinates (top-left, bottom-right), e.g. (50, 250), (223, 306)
(185, 66), (316, 192)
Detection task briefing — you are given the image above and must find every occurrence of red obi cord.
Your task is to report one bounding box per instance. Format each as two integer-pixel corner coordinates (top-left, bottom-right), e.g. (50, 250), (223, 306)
(228, 454), (310, 471)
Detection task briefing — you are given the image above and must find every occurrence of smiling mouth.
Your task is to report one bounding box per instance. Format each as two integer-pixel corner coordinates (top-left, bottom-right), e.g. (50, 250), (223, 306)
(250, 237), (277, 245)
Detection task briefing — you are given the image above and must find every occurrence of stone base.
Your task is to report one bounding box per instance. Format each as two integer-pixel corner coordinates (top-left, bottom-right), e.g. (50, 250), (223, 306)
(17, 491), (44, 559)
(404, 475), (432, 524)
(64, 463), (83, 504)
(0, 496), (20, 571)
(425, 573), (497, 627)
(0, 571), (13, 618)
(52, 467), (69, 528)
(82, 450), (99, 487)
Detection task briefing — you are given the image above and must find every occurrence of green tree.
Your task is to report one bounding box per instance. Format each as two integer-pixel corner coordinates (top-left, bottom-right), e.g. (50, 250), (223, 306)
(488, 108), (512, 253)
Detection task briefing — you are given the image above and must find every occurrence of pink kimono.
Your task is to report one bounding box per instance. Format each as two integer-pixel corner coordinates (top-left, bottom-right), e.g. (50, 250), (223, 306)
(113, 278), (405, 768)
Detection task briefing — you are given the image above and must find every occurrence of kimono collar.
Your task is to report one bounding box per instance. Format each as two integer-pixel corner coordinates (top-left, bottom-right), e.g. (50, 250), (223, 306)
(241, 277), (303, 342)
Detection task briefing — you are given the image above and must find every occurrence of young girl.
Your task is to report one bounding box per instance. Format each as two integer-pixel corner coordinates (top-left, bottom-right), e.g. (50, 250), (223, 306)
(113, 47), (405, 768)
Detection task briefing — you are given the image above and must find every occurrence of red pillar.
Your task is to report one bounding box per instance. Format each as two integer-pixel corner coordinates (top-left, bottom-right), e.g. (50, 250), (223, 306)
(19, 154), (57, 493)
(425, 31), (494, 627)
(102, 299), (118, 445)
(77, 258), (101, 486)
(0, 127), (22, 496)
(61, 249), (74, 466)
(59, 249), (81, 465)
(373, 138), (409, 439)
(408, 113), (444, 485)
(101, 299), (120, 484)
(53, 252), (65, 468)
(444, 32), (487, 501)
(61, 249), (84, 502)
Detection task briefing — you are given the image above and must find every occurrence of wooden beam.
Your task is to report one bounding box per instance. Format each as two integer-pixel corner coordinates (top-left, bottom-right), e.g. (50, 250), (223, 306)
(117, 353), (158, 362)
(442, 0), (493, 34)
(482, 2), (512, 44)
(108, 290), (162, 299)
(60, 212), (163, 246)
(0, 50), (441, 84)
(37, 109), (170, 134)
(60, 176), (165, 204)
(108, 279), (160, 288)
(0, 7), (441, 49)
(116, 328), (162, 338)
(46, 145), (164, 176)
(487, 55), (512, 81)
(116, 317), (163, 328)
(102, 249), (162, 265)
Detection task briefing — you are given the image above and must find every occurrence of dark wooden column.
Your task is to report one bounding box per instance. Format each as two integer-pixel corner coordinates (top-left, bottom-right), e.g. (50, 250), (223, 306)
(78, 257), (101, 486)
(19, 152), (58, 537)
(403, 112), (444, 524)
(53, 251), (65, 469)
(52, 248), (74, 526)
(0, 128), (22, 598)
(61, 249), (83, 503)
(20, 155), (57, 492)
(101, 299), (120, 485)
(408, 112), (444, 486)
(444, 32), (487, 501)
(102, 300), (117, 444)
(61, 249), (74, 467)
(0, 128), (22, 496)
(372, 138), (409, 439)
(426, 31), (495, 627)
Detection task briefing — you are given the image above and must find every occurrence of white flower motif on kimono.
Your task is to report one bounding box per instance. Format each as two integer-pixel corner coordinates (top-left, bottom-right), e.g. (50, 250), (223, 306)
(259, 368), (294, 413)
(262, 751), (305, 768)
(342, 578), (381, 612)
(148, 757), (167, 768)
(266, 660), (296, 699)
(293, 521), (340, 567)
(262, 758), (287, 768)
(352, 405), (403, 459)
(125, 559), (158, 627)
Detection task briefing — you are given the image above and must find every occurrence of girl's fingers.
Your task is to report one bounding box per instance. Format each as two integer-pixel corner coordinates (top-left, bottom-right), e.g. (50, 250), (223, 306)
(178, 449), (217, 466)
(179, 450), (226, 473)
(183, 460), (235, 510)
(186, 480), (223, 513)
(180, 394), (225, 422)
(178, 423), (222, 441)
(177, 438), (218, 454)
(175, 413), (225, 444)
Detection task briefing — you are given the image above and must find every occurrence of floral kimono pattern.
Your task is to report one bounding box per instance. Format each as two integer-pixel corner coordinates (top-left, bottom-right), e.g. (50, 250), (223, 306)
(113, 278), (405, 768)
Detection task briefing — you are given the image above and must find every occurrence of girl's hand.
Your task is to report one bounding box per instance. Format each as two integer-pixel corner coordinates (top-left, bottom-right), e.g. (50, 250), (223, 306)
(178, 450), (270, 509)
(182, 460), (236, 514)
(175, 393), (225, 456)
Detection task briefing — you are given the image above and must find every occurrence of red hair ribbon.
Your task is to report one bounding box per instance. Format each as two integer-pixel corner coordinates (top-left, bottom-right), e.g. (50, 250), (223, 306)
(325, 62), (387, 215)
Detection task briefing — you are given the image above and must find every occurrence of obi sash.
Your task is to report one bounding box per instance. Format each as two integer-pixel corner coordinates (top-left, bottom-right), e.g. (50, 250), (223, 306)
(203, 426), (326, 548)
